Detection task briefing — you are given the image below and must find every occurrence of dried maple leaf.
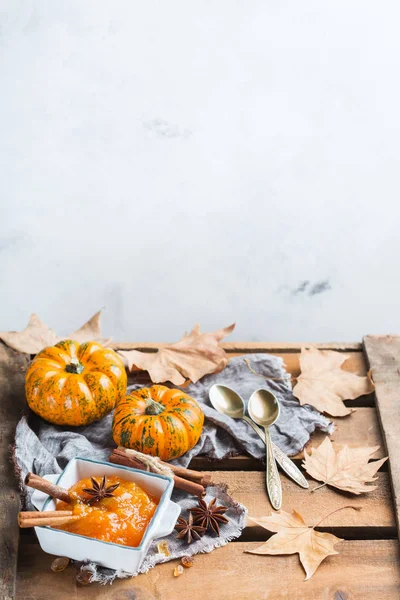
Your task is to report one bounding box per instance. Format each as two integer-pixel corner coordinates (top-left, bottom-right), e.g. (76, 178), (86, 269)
(302, 437), (387, 494)
(69, 310), (104, 343)
(0, 310), (108, 354)
(293, 347), (375, 416)
(247, 509), (343, 580)
(118, 323), (235, 385)
(0, 314), (59, 354)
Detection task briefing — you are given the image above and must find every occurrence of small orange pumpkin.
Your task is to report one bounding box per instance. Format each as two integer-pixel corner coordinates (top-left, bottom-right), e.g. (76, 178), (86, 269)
(25, 340), (127, 426)
(112, 385), (204, 461)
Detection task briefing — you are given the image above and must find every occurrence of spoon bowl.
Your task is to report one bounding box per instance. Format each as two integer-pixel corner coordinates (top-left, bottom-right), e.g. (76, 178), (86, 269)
(209, 384), (246, 419)
(248, 389), (280, 429)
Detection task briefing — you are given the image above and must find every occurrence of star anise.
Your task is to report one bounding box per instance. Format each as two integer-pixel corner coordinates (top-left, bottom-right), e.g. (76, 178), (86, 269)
(175, 512), (206, 544)
(82, 476), (119, 503)
(189, 497), (229, 535)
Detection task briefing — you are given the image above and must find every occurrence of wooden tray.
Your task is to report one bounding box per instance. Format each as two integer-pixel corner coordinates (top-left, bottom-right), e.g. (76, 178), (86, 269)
(2, 338), (400, 599)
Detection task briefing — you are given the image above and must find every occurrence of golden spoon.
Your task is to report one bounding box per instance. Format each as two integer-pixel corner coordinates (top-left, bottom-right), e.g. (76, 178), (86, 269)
(248, 388), (282, 510)
(209, 384), (308, 489)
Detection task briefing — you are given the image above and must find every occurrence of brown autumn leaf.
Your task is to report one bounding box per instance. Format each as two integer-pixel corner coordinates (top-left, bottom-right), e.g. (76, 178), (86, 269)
(293, 347), (375, 416)
(0, 314), (59, 354)
(247, 509), (343, 580)
(0, 310), (108, 354)
(69, 310), (111, 346)
(118, 323), (235, 385)
(302, 437), (387, 494)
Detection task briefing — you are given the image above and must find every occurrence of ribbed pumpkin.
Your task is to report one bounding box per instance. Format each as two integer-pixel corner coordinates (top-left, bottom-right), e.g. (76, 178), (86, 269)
(112, 385), (204, 461)
(25, 340), (127, 426)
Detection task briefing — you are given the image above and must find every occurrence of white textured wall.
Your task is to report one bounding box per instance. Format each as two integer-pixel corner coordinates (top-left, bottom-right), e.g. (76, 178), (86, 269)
(1, 1), (399, 342)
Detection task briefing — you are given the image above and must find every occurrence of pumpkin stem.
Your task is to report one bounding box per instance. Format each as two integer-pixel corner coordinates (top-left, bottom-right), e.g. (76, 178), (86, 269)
(145, 398), (165, 416)
(65, 357), (84, 374)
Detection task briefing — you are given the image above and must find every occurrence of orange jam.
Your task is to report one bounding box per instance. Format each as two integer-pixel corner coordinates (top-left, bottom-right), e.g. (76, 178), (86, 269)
(56, 476), (158, 547)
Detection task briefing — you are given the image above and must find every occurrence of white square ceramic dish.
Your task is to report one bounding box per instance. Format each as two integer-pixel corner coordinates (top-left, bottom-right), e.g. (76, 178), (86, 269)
(30, 457), (181, 573)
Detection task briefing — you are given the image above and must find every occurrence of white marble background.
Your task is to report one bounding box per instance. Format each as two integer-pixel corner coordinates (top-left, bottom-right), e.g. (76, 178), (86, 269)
(1, 1), (399, 342)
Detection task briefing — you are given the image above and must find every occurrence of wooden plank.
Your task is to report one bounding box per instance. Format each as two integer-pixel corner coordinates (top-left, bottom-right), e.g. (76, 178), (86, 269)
(363, 336), (400, 367)
(200, 350), (367, 378)
(211, 470), (395, 538)
(0, 342), (30, 600)
(364, 335), (400, 543)
(299, 406), (384, 456)
(191, 406), (385, 470)
(112, 341), (362, 352)
(17, 540), (400, 599)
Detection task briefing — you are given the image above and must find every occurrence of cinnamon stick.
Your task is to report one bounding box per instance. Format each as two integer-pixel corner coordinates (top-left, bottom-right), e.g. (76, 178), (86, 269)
(19, 514), (80, 529)
(109, 450), (206, 497)
(172, 475), (206, 497)
(19, 510), (73, 519)
(24, 473), (72, 503)
(113, 447), (212, 488)
(168, 464), (212, 487)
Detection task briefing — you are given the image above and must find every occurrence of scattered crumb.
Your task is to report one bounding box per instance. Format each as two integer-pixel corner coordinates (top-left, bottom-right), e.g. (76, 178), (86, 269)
(157, 540), (171, 557)
(50, 557), (70, 572)
(76, 569), (93, 586)
(181, 556), (194, 568)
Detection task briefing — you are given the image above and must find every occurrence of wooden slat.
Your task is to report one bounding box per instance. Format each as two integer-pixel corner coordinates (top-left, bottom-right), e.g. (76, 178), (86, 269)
(17, 540), (400, 599)
(112, 341), (362, 352)
(191, 406), (385, 470)
(0, 342), (30, 600)
(364, 335), (400, 543)
(363, 336), (400, 366)
(211, 470), (395, 538)
(199, 350), (367, 378)
(299, 406), (384, 456)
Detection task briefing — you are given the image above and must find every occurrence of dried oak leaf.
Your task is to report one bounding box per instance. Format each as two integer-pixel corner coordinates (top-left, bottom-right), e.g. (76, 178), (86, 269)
(303, 437), (388, 494)
(247, 509), (343, 580)
(293, 347), (375, 416)
(0, 310), (108, 354)
(119, 323), (235, 385)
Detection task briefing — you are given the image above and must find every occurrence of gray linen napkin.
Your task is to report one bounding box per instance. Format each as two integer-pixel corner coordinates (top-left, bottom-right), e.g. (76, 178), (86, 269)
(14, 353), (332, 582)
(170, 353), (333, 465)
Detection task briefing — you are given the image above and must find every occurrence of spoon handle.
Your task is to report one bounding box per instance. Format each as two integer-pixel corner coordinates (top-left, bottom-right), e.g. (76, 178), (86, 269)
(242, 416), (309, 489)
(271, 443), (309, 489)
(242, 415), (266, 440)
(265, 429), (282, 510)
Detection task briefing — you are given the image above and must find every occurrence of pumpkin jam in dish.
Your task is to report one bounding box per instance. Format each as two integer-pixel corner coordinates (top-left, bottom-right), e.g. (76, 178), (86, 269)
(56, 476), (157, 547)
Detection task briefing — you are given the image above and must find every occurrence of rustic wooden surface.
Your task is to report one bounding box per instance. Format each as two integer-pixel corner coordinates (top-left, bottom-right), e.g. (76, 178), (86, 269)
(364, 335), (400, 542)
(0, 343), (30, 600)
(110, 341), (363, 352)
(0, 340), (396, 599)
(18, 539), (400, 600)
